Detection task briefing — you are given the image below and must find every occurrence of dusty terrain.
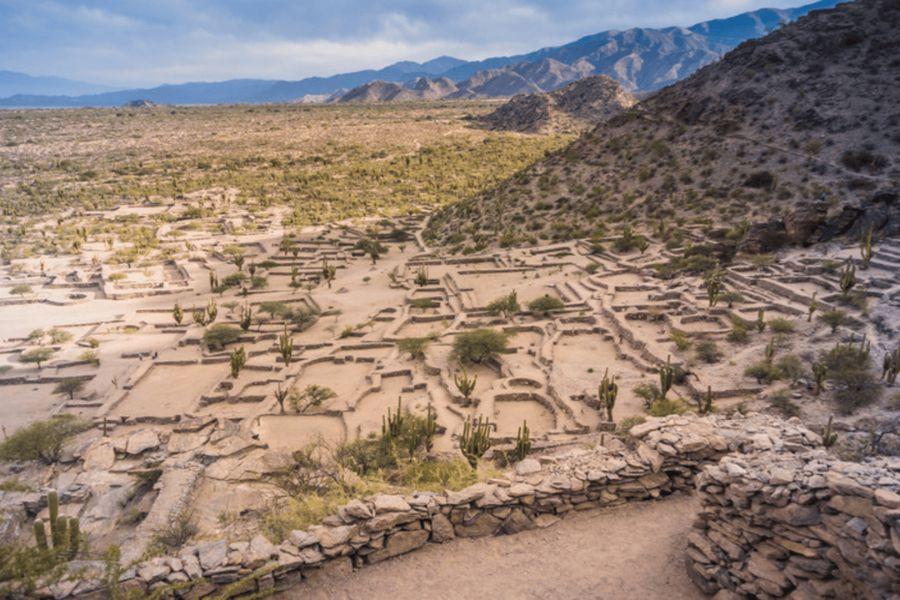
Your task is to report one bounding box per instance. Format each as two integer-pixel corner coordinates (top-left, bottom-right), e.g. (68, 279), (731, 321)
(290, 492), (702, 600)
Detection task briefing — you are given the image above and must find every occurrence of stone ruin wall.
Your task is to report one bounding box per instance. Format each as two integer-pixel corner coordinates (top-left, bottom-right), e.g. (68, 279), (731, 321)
(50, 414), (897, 600)
(688, 451), (899, 599)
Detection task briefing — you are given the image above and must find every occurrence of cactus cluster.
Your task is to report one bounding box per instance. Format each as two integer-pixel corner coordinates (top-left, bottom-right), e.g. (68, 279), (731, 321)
(839, 261), (856, 297)
(424, 405), (438, 452)
(598, 368), (618, 422)
(239, 303), (252, 331)
(705, 269), (724, 308)
(229, 346), (247, 378)
(382, 398), (405, 440)
(33, 491), (79, 560)
(453, 366), (478, 405)
(172, 301), (184, 325)
(513, 420), (531, 461)
(415, 267), (429, 287)
(460, 415), (492, 468)
(812, 361), (828, 396)
(206, 298), (218, 323)
(756, 309), (766, 333)
(807, 292), (818, 323)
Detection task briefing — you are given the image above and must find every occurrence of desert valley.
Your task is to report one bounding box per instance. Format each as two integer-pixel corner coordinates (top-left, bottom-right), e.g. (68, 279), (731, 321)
(0, 1), (898, 598)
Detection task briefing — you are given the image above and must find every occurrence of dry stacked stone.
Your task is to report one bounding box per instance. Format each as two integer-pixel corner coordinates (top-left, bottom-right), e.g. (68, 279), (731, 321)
(53, 414), (826, 598)
(689, 450), (900, 599)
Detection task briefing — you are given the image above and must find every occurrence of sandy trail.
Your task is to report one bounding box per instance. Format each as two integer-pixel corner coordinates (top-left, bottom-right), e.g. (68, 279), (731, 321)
(285, 493), (702, 600)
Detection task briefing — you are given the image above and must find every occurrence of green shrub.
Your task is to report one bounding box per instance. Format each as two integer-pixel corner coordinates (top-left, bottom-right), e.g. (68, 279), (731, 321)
(452, 328), (509, 364)
(670, 330), (692, 351)
(527, 294), (565, 316)
(397, 336), (434, 360)
(768, 318), (795, 334)
(0, 415), (91, 464)
(486, 291), (520, 318)
(695, 340), (721, 364)
(822, 341), (881, 414)
(20, 347), (55, 369)
(203, 324), (242, 350)
(744, 361), (782, 384)
(775, 354), (804, 384)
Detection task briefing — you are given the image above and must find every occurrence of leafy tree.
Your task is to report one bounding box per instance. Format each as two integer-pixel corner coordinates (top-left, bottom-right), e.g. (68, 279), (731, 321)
(0, 415), (91, 464)
(53, 378), (85, 400)
(203, 324), (242, 351)
(452, 328), (509, 364)
(21, 348), (54, 369)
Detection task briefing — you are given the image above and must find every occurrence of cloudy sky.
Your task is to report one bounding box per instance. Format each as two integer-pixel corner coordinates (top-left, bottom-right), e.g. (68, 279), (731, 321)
(1, 0), (803, 87)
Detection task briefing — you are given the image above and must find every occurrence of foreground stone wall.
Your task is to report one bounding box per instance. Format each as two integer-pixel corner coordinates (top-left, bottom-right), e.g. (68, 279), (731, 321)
(688, 451), (900, 599)
(50, 414), (824, 598)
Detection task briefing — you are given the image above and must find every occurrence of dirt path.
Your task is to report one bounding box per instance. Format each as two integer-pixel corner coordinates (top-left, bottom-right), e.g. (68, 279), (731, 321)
(284, 493), (703, 600)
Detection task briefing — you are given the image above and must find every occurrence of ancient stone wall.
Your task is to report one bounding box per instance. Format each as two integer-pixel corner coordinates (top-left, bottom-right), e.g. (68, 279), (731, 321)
(688, 451), (899, 599)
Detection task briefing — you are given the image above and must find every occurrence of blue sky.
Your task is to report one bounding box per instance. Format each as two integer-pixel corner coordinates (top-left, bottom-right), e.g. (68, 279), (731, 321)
(1, 1), (802, 87)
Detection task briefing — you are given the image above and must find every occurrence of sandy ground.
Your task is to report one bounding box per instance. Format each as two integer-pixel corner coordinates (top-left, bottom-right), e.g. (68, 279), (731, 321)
(287, 493), (702, 600)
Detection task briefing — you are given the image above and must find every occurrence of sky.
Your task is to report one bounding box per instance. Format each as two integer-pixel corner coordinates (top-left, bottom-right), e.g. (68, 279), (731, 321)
(0, 0), (805, 88)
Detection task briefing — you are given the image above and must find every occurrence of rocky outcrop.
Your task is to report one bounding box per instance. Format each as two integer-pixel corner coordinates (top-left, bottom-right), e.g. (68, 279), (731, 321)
(688, 451), (899, 598)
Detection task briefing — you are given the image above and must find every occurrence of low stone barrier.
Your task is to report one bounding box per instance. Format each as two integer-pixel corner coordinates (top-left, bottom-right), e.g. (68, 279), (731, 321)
(51, 414), (826, 598)
(688, 451), (899, 599)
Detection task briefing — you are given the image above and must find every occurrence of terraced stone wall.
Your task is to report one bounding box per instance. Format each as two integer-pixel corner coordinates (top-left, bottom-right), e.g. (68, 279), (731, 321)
(688, 451), (899, 599)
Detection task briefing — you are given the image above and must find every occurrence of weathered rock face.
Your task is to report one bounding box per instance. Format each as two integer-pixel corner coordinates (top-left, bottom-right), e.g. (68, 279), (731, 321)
(688, 451), (900, 599)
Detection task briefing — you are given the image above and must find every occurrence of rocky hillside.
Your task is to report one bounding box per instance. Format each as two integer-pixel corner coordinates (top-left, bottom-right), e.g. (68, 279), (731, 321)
(426, 0), (900, 252)
(478, 75), (636, 133)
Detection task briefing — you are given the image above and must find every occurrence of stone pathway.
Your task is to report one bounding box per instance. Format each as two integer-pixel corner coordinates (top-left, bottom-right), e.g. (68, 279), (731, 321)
(285, 493), (703, 600)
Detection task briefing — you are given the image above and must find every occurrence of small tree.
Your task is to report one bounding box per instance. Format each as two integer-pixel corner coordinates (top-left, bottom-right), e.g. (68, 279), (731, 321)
(452, 328), (509, 364)
(203, 324), (242, 351)
(527, 294), (565, 317)
(486, 290), (520, 319)
(274, 384), (289, 414)
(21, 347), (54, 369)
(290, 384), (336, 413)
(0, 415), (90, 464)
(397, 336), (433, 360)
(53, 378), (85, 400)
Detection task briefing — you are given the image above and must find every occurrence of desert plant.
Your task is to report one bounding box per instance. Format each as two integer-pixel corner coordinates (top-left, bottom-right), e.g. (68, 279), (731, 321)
(882, 347), (900, 385)
(819, 309), (847, 334)
(812, 360), (828, 395)
(839, 261), (856, 297)
(721, 291), (743, 308)
(20, 347), (54, 369)
(859, 227), (874, 270)
(192, 306), (208, 326)
(52, 378), (84, 400)
(598, 368), (618, 421)
(229, 346), (247, 378)
(768, 318), (795, 334)
(203, 324), (242, 350)
(459, 415), (492, 468)
(696, 386), (714, 416)
(527, 294), (565, 316)
(291, 384), (336, 413)
(486, 290), (520, 319)
(822, 336), (880, 414)
(705, 269), (724, 307)
(452, 328), (508, 364)
(755, 309), (766, 333)
(274, 384), (289, 414)
(10, 284), (33, 297)
(776, 354), (804, 384)
(355, 239), (387, 264)
(397, 336), (434, 360)
(745, 361), (781, 385)
(423, 405), (438, 452)
(206, 298), (218, 322)
(822, 415), (838, 448)
(513, 420), (531, 461)
(321, 261), (337, 288)
(382, 397), (405, 439)
(172, 301), (183, 325)
(453, 366), (478, 404)
(695, 340), (721, 364)
(414, 267), (429, 287)
(239, 303), (252, 331)
(807, 292), (818, 322)
(277, 325), (293, 367)
(659, 355), (674, 399)
(0, 415), (90, 464)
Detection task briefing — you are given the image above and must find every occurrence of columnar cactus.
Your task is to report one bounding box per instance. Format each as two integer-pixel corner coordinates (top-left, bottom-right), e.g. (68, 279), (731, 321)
(277, 325), (293, 367)
(839, 261), (856, 297)
(705, 269), (724, 308)
(453, 367), (478, 405)
(598, 368), (618, 421)
(173, 301), (184, 325)
(756, 309), (766, 333)
(514, 420), (531, 461)
(460, 415), (492, 468)
(859, 228), (874, 270)
(34, 492), (79, 559)
(822, 415), (838, 448)
(424, 405), (438, 452)
(807, 292), (818, 323)
(382, 398), (404, 439)
(229, 346), (247, 378)
(206, 298), (218, 322)
(239, 303), (252, 332)
(659, 356), (675, 399)
(697, 386), (714, 416)
(882, 347), (899, 385)
(812, 361), (828, 396)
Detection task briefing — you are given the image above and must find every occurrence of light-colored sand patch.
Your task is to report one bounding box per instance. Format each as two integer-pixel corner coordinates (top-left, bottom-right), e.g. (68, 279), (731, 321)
(110, 363), (225, 418)
(257, 414), (346, 450)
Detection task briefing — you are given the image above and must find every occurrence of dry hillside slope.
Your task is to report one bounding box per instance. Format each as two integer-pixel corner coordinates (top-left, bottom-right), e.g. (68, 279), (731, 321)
(426, 0), (899, 253)
(478, 75), (636, 133)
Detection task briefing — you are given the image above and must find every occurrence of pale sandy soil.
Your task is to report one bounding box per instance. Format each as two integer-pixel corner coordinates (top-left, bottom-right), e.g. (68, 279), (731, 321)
(288, 493), (702, 600)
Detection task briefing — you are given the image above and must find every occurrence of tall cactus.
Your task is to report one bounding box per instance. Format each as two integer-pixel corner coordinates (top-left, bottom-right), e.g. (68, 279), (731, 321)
(659, 356), (675, 399)
(453, 366), (478, 405)
(229, 346), (247, 378)
(206, 298), (218, 323)
(33, 519), (48, 551)
(812, 361), (828, 396)
(859, 228), (874, 270)
(239, 303), (252, 332)
(34, 492), (79, 558)
(839, 261), (856, 297)
(822, 415), (838, 448)
(598, 368), (618, 422)
(277, 325), (293, 367)
(424, 404), (438, 452)
(382, 397), (404, 440)
(173, 301), (184, 325)
(697, 385), (714, 415)
(756, 309), (766, 333)
(459, 415), (492, 468)
(807, 292), (818, 323)
(882, 347), (900, 385)
(705, 269), (723, 308)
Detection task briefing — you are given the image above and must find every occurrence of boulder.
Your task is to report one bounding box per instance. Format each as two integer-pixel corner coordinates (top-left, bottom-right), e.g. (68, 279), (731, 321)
(366, 530), (429, 563)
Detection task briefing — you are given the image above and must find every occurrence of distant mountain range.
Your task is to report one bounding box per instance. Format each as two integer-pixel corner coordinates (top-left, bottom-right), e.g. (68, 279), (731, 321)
(0, 0), (840, 108)
(0, 70), (113, 98)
